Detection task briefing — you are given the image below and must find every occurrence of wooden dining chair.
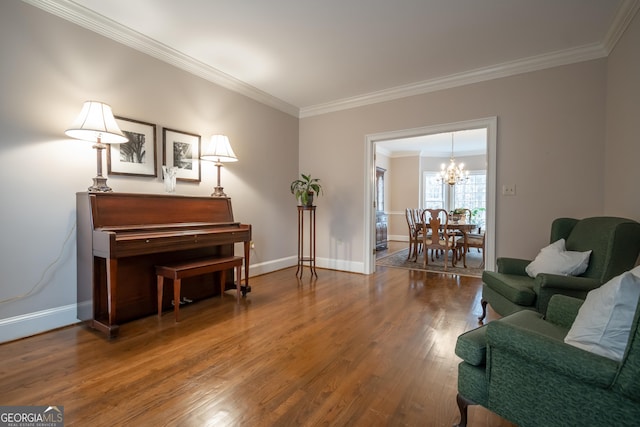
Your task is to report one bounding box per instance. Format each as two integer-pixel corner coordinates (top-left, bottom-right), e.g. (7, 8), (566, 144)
(454, 208), (485, 268)
(465, 232), (485, 268)
(449, 208), (469, 240)
(405, 208), (423, 261)
(420, 208), (457, 270)
(460, 208), (473, 224)
(412, 208), (423, 226)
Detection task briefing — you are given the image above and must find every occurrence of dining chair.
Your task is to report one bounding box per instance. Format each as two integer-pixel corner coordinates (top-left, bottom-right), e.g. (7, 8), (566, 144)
(412, 208), (423, 226)
(463, 232), (485, 268)
(405, 208), (423, 261)
(460, 208), (473, 224)
(421, 208), (457, 270)
(454, 208), (485, 267)
(449, 208), (469, 239)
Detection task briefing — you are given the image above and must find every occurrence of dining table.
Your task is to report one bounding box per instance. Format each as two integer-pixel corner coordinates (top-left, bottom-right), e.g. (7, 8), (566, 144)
(417, 221), (478, 268)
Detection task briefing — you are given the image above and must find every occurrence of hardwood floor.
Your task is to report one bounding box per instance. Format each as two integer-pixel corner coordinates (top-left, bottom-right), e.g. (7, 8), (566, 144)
(1, 242), (515, 426)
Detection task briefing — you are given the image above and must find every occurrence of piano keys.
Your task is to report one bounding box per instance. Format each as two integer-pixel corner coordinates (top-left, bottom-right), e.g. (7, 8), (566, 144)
(76, 192), (252, 338)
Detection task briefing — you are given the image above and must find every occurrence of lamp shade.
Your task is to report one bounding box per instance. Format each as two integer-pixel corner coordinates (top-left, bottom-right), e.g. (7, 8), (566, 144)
(65, 101), (128, 144)
(201, 135), (238, 162)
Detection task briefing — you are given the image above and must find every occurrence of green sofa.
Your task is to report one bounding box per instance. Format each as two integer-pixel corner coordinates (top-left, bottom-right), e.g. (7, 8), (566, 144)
(455, 294), (640, 427)
(480, 216), (640, 320)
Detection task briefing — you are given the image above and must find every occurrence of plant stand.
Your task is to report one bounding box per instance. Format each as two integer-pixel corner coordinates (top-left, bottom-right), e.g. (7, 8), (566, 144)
(296, 205), (317, 278)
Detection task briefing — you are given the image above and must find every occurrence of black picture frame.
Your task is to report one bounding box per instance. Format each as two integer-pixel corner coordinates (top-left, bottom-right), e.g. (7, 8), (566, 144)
(107, 116), (157, 177)
(162, 127), (201, 182)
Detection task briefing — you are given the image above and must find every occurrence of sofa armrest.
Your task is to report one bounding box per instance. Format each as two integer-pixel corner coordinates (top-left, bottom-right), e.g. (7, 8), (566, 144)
(487, 311), (618, 388)
(533, 274), (600, 314)
(496, 257), (531, 275)
(545, 295), (584, 329)
(535, 274), (601, 292)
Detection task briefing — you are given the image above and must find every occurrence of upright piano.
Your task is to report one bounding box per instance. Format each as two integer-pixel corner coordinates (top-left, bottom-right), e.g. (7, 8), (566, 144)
(76, 192), (252, 338)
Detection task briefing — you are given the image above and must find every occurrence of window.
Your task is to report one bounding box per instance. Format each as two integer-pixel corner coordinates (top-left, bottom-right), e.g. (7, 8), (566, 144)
(423, 170), (486, 227)
(423, 172), (444, 209)
(454, 172), (486, 228)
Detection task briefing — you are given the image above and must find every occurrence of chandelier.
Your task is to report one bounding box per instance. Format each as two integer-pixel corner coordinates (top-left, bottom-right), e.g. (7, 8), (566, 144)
(438, 133), (469, 186)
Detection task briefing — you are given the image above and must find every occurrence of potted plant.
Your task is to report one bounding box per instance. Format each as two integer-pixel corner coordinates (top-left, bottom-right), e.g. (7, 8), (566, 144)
(471, 207), (486, 229)
(290, 173), (323, 206)
(451, 208), (467, 223)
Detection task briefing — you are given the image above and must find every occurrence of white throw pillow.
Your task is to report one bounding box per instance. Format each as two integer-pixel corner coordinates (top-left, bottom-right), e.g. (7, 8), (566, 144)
(564, 265), (640, 361)
(525, 239), (591, 278)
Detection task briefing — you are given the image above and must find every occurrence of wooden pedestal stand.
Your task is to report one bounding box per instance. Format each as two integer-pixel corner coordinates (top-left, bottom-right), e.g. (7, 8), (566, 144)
(296, 205), (317, 278)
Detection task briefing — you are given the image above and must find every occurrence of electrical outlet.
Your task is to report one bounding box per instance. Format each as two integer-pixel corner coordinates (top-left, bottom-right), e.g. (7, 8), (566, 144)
(250, 241), (255, 249)
(502, 184), (516, 196)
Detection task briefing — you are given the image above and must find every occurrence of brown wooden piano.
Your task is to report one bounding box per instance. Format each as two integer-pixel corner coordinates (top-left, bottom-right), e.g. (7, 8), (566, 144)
(76, 192), (251, 338)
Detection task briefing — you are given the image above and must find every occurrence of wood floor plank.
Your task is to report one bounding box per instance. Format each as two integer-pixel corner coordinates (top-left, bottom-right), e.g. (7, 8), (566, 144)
(0, 246), (514, 426)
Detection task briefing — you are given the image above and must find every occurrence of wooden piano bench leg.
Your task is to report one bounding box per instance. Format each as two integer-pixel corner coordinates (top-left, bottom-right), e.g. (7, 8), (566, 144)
(174, 278), (181, 322)
(220, 270), (226, 298)
(236, 263), (241, 303)
(157, 275), (164, 318)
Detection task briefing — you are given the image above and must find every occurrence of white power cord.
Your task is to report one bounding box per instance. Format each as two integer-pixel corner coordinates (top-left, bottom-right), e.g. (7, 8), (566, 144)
(0, 222), (76, 305)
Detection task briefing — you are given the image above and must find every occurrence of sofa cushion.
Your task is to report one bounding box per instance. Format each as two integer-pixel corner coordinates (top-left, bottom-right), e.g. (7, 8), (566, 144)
(525, 239), (591, 278)
(482, 271), (536, 306)
(564, 265), (640, 361)
(455, 325), (488, 366)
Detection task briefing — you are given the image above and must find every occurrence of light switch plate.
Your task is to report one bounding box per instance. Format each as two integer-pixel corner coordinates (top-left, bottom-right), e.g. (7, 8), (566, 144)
(502, 184), (516, 196)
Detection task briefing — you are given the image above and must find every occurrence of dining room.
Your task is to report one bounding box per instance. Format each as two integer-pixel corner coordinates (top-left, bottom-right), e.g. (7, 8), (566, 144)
(374, 125), (490, 275)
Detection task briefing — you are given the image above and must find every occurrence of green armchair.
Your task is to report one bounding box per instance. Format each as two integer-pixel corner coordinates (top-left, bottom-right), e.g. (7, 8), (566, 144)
(480, 216), (640, 320)
(455, 294), (640, 426)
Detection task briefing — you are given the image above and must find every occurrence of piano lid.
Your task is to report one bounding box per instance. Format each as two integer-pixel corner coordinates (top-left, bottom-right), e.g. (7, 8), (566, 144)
(80, 192), (236, 229)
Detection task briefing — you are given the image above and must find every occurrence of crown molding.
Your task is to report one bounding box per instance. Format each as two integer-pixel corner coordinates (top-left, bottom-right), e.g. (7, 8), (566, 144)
(375, 146), (423, 159)
(603, 0), (640, 54)
(22, 0), (300, 117)
(299, 42), (607, 118)
(375, 146), (392, 158)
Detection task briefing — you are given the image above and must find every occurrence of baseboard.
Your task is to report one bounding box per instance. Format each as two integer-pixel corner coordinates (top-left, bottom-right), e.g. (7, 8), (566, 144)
(0, 303), (78, 344)
(249, 256), (364, 275)
(318, 257), (365, 274)
(247, 256), (297, 276)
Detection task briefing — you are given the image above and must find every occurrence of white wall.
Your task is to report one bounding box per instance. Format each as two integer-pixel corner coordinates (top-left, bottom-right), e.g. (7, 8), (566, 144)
(387, 155), (421, 240)
(604, 9), (640, 218)
(0, 2), (299, 342)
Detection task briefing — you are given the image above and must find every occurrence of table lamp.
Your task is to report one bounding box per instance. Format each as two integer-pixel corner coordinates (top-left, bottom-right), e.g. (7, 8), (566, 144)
(65, 101), (129, 192)
(200, 135), (238, 197)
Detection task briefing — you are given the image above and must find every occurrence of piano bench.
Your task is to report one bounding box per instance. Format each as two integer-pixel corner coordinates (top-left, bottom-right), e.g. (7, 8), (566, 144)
(155, 256), (244, 322)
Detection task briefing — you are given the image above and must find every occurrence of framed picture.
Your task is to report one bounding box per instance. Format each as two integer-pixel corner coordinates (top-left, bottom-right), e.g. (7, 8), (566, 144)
(163, 128), (201, 182)
(107, 117), (157, 177)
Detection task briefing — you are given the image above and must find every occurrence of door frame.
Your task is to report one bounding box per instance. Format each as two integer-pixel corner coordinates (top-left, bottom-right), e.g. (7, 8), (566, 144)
(363, 117), (497, 274)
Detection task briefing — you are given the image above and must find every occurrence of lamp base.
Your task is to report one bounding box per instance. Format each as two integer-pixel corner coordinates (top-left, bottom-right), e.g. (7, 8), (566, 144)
(88, 143), (113, 192)
(89, 176), (113, 192)
(211, 186), (227, 198)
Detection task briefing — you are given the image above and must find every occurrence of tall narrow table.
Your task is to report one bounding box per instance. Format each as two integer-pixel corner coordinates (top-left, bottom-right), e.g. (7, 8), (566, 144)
(296, 205), (317, 277)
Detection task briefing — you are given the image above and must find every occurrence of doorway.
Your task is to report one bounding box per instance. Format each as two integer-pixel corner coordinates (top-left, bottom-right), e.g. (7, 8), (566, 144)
(364, 117), (497, 274)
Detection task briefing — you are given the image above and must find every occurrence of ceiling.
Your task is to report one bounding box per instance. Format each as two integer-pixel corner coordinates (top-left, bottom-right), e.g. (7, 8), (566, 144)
(29, 0), (638, 120)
